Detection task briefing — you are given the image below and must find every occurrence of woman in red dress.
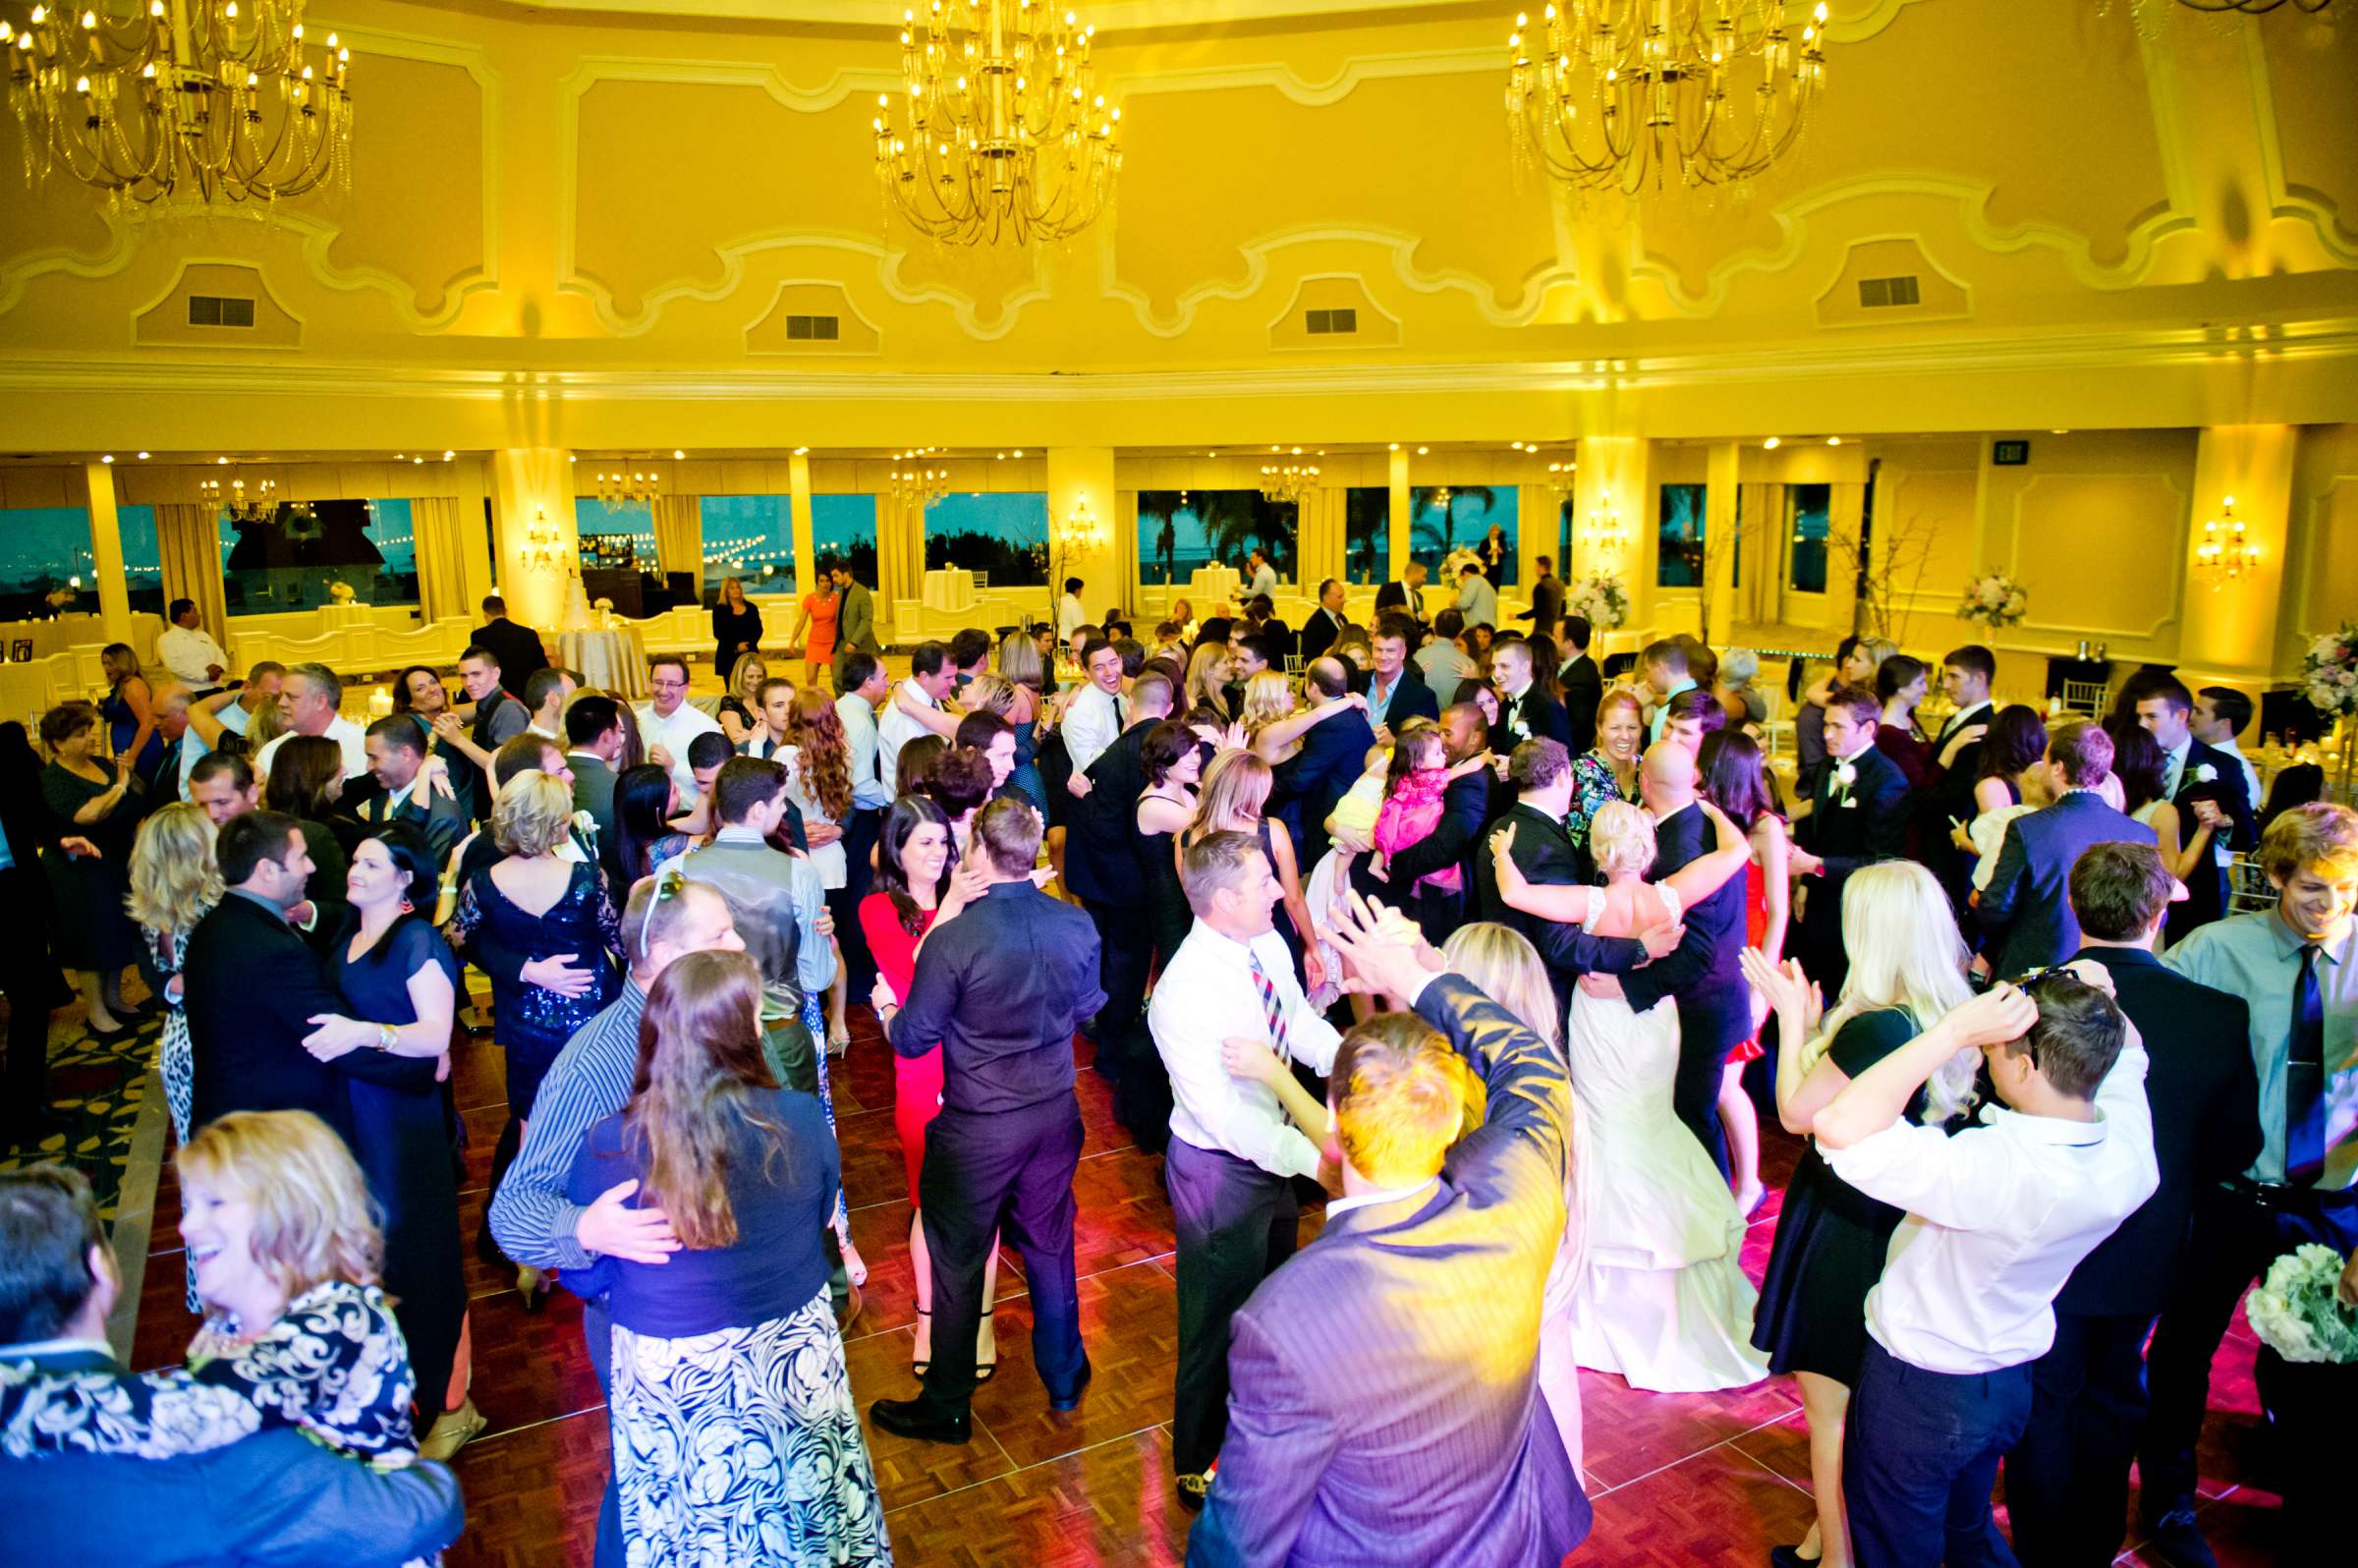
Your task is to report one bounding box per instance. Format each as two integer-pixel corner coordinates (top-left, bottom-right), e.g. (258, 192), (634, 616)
(859, 795), (999, 1379)
(1699, 730), (1789, 1217)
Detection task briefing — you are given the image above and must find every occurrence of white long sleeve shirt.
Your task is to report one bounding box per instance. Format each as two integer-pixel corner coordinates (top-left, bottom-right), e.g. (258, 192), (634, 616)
(156, 624), (230, 686)
(637, 700), (724, 806)
(1149, 921), (1341, 1179)
(1061, 684), (1125, 782)
(1825, 1039), (2158, 1374)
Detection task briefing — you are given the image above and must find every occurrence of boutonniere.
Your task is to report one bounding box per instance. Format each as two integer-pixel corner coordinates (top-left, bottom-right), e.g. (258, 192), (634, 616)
(572, 810), (599, 844)
(1831, 758), (1859, 808)
(2194, 763), (2218, 785)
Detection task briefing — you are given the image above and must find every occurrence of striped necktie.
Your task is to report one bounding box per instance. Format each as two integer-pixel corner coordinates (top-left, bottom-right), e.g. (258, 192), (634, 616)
(1248, 949), (1290, 1058)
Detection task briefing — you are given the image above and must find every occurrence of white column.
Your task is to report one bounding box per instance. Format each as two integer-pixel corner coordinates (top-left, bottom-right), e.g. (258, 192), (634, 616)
(86, 461), (132, 644)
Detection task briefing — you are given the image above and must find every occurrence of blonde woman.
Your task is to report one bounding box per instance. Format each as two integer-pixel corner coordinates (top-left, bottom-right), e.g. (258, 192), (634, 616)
(1184, 749), (1325, 991)
(1437, 922), (1588, 1473)
(450, 770), (624, 1305)
(717, 653), (770, 747)
(127, 801), (225, 1311)
(1184, 643), (1234, 724)
(1544, 801), (1769, 1392)
(1241, 668), (1367, 766)
(1737, 860), (1975, 1568)
(711, 575), (763, 688)
(11, 1109), (443, 1562)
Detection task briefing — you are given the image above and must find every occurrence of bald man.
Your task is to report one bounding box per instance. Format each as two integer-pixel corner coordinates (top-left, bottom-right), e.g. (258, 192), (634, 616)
(1610, 741), (1756, 1175)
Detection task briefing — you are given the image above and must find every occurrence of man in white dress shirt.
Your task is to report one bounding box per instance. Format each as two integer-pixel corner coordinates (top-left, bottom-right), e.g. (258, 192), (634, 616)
(1149, 831), (1342, 1510)
(1245, 548), (1278, 601)
(1057, 578), (1089, 642)
(878, 642), (955, 793)
(1814, 973), (2158, 1568)
(833, 650), (895, 1000)
(636, 653), (723, 809)
(1059, 639), (1128, 795)
(155, 599), (230, 692)
(252, 661), (367, 780)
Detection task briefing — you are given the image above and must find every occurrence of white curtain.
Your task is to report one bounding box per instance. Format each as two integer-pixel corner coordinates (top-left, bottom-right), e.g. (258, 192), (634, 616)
(154, 504), (228, 644)
(652, 494), (703, 583)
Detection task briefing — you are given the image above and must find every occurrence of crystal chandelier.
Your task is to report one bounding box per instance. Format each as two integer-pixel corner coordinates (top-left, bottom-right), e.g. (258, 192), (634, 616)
(872, 1), (1122, 246)
(2194, 496), (2259, 588)
(890, 448), (951, 510)
(1507, 1), (1831, 195)
(591, 465), (659, 506)
(199, 472), (275, 521)
(1260, 460), (1319, 507)
(1, 0), (353, 203)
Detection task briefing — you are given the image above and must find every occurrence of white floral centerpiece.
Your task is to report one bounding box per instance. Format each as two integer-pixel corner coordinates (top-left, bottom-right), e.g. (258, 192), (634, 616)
(2300, 622), (2358, 722)
(1564, 573), (1629, 631)
(1958, 569), (2027, 629)
(592, 595), (616, 629)
(2245, 1244), (2358, 1365)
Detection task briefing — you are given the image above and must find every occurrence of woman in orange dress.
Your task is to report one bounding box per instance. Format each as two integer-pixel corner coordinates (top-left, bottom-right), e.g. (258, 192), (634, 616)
(790, 577), (840, 691)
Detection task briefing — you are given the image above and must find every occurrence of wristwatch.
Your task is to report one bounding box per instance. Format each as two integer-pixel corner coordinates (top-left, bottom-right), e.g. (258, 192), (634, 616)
(376, 1024), (399, 1052)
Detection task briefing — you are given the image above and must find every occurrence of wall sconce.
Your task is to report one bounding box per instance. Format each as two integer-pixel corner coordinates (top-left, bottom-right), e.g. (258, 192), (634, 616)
(1587, 489), (1627, 558)
(2194, 496), (2258, 589)
(1057, 496), (1102, 550)
(521, 505), (569, 575)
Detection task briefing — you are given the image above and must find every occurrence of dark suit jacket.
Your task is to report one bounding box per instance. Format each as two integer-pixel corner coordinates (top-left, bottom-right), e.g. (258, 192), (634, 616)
(570, 755), (623, 888)
(469, 617), (547, 700)
(1976, 791), (2156, 976)
(1365, 668), (1438, 732)
(1517, 574), (1565, 633)
(1467, 801), (1649, 1021)
(1619, 800), (1748, 1048)
(184, 893), (421, 1143)
(354, 781), (468, 867)
(2054, 946), (2261, 1319)
(1372, 580), (1423, 626)
(1351, 763), (1488, 945)
(1279, 702), (1377, 870)
(1558, 654), (1601, 757)
(1489, 687), (1572, 754)
(0, 1345), (465, 1568)
(1187, 974), (1591, 1568)
(1795, 745), (1912, 949)
(1061, 719), (1153, 907)
(2163, 736), (2258, 941)
(1297, 606), (1346, 664)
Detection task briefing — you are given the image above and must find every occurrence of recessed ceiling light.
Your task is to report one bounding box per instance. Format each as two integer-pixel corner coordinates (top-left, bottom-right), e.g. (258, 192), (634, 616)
(137, 451), (149, 459)
(568, 455), (578, 463)
(672, 449), (685, 460)
(1388, 442), (1399, 451)
(217, 456), (229, 465)
(100, 454), (113, 464)
(1416, 446), (1429, 455)
(2051, 428), (2070, 435)
(442, 450), (455, 461)
(1207, 450), (1217, 458)
(1763, 437), (1781, 450)
(1826, 436), (1841, 446)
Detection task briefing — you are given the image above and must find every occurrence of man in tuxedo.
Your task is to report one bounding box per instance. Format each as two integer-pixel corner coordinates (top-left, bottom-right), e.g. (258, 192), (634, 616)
(1064, 671), (1173, 1087)
(1364, 614), (1438, 743)
(1373, 559), (1428, 626)
(184, 812), (428, 1144)
(829, 558), (884, 690)
(1187, 897), (1592, 1568)
(1926, 644), (1997, 907)
(1791, 684), (1911, 998)
(871, 800), (1103, 1445)
(1299, 577), (1349, 663)
(565, 694), (627, 888)
(2002, 843), (2260, 1568)
(1616, 739), (1754, 1173)
(1469, 738), (1665, 1021)
(356, 715), (468, 865)
(0, 1166), (467, 1567)
(2193, 686), (2264, 812)
(1488, 638), (1571, 752)
(1278, 657), (1376, 871)
(1977, 720), (2155, 976)
(469, 593), (548, 700)
(1516, 554), (1565, 641)
(2138, 677), (2257, 944)
(1557, 614), (1602, 757)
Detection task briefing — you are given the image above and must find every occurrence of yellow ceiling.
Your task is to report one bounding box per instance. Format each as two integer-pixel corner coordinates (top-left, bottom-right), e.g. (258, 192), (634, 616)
(0, 0), (2353, 451)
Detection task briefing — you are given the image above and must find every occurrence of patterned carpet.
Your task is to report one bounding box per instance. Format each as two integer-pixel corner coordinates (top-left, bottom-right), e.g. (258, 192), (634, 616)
(0, 1006), (159, 1221)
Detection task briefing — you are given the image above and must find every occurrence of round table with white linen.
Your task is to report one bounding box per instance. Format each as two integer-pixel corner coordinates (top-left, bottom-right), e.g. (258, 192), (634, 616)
(921, 568), (978, 614)
(559, 625), (650, 700)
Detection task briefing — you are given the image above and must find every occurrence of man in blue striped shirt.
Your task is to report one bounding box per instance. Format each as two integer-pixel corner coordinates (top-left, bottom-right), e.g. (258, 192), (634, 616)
(486, 871), (742, 1567)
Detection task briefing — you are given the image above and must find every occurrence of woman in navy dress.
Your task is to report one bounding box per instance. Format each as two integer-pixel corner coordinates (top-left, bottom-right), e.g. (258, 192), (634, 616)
(565, 949), (889, 1566)
(299, 819), (476, 1452)
(449, 771), (623, 1302)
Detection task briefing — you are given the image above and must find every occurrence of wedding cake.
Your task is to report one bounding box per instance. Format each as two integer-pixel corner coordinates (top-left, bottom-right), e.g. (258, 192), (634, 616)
(560, 573), (593, 631)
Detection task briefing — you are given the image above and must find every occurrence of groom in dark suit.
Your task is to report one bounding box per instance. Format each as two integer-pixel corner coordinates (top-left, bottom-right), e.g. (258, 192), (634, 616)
(1976, 719), (2155, 976)
(1615, 739), (1755, 1174)
(1557, 615), (1603, 757)
(2135, 676), (2256, 944)
(1792, 684), (1911, 999)
(1187, 897), (1592, 1568)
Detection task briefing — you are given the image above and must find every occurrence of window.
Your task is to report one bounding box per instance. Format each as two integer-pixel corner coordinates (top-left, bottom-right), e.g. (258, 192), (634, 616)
(697, 496), (795, 597)
(926, 491), (1048, 588)
(1657, 483), (1706, 588)
(221, 500), (419, 614)
(1788, 482), (1831, 595)
(116, 504), (165, 617)
(1138, 490), (1297, 586)
(813, 494), (877, 587)
(1410, 484), (1516, 586)
(0, 506), (97, 621)
(1344, 487), (1389, 586)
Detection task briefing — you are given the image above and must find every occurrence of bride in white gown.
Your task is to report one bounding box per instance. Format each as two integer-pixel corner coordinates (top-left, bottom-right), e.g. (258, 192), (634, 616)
(1492, 800), (1771, 1393)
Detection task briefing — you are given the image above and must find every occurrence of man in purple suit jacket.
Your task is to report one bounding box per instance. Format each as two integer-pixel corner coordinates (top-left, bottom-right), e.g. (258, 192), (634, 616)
(1186, 895), (1591, 1568)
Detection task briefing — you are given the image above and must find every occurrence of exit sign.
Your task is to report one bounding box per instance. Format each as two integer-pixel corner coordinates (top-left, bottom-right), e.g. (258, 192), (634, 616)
(1993, 439), (2031, 466)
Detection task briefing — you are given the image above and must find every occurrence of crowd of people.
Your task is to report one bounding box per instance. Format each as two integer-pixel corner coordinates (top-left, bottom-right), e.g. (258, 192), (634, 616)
(1, 566), (2352, 1568)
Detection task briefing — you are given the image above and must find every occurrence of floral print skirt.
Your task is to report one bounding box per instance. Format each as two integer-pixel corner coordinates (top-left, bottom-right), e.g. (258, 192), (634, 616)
(609, 1288), (891, 1567)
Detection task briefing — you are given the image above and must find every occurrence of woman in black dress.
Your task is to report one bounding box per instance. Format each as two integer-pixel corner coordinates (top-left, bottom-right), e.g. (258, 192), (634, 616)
(37, 703), (143, 1038)
(1135, 723), (1204, 971)
(298, 819), (477, 1455)
(710, 575), (763, 687)
(1739, 861), (1977, 1568)
(265, 733), (365, 934)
